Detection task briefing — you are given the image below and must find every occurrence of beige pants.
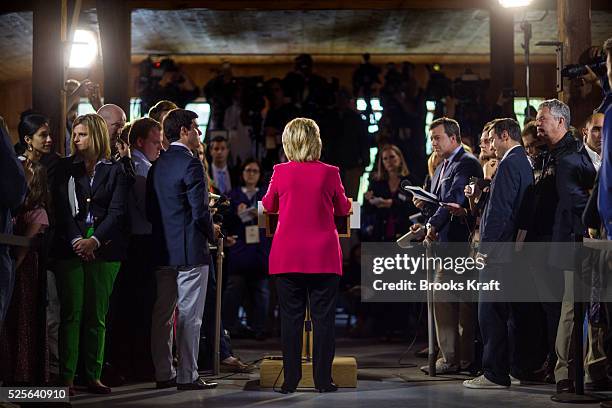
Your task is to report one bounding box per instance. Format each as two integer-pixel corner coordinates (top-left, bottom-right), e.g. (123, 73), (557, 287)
(433, 268), (475, 367)
(554, 270), (608, 382)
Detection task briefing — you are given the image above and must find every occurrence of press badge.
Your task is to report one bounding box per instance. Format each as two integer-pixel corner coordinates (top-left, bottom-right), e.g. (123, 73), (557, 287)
(245, 225), (260, 244)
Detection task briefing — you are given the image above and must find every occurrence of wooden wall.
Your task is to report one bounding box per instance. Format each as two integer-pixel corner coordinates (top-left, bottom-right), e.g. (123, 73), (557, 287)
(0, 61), (558, 144)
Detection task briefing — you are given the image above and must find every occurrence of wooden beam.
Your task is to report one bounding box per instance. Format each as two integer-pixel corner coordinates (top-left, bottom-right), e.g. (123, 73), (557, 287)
(32, 0), (65, 155)
(558, 0), (598, 127)
(130, 53), (557, 65)
(97, 0), (131, 115)
(489, 3), (515, 114)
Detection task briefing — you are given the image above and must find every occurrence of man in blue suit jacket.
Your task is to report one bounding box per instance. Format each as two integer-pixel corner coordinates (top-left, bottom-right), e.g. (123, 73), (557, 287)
(414, 117), (483, 374)
(0, 118), (27, 328)
(147, 109), (219, 390)
(463, 118), (535, 389)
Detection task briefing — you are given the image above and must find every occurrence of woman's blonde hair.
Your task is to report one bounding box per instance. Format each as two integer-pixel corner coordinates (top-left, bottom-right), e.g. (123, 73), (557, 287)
(374, 144), (410, 181)
(282, 117), (322, 162)
(427, 151), (442, 178)
(71, 113), (111, 161)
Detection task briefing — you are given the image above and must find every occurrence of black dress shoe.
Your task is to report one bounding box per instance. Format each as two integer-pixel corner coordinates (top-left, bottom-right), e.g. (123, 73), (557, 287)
(177, 377), (218, 390)
(275, 386), (296, 394)
(156, 377), (177, 389)
(556, 379), (575, 394)
(316, 383), (338, 393)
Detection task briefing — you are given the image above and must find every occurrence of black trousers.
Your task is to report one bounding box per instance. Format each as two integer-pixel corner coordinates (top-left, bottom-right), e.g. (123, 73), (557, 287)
(275, 273), (340, 389)
(479, 264), (519, 386)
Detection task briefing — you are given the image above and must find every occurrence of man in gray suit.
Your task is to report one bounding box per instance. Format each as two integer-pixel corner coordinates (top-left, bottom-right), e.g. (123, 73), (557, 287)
(147, 109), (219, 390)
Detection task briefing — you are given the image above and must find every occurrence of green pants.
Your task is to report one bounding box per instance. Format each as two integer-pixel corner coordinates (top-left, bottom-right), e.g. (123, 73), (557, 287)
(55, 257), (120, 382)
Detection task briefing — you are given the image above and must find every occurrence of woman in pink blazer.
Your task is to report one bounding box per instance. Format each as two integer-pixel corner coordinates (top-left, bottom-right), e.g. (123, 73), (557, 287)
(262, 118), (351, 394)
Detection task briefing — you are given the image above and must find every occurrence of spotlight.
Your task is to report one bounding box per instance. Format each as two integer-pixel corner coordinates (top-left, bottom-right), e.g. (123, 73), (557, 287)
(69, 29), (98, 69)
(498, 0), (532, 7)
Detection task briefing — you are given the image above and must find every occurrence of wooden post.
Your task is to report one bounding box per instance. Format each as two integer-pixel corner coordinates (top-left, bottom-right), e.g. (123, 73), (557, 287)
(558, 0), (598, 128)
(489, 4), (515, 116)
(32, 0), (66, 155)
(97, 0), (131, 115)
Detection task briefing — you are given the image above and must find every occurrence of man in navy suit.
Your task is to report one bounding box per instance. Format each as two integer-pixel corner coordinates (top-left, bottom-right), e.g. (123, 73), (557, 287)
(0, 118), (27, 329)
(462, 118), (535, 389)
(147, 109), (220, 390)
(414, 117), (483, 374)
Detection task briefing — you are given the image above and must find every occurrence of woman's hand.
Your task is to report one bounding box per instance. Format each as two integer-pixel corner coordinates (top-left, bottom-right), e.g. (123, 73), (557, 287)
(73, 238), (97, 261)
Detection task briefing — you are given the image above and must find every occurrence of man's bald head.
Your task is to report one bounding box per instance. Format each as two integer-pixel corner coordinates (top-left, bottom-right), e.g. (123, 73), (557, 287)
(97, 104), (126, 149)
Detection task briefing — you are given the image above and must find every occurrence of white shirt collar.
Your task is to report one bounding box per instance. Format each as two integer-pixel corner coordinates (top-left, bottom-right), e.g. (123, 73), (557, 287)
(445, 145), (462, 163)
(584, 143), (602, 171)
(212, 163), (228, 173)
(132, 148), (151, 166)
(170, 141), (194, 156)
(501, 143), (521, 162)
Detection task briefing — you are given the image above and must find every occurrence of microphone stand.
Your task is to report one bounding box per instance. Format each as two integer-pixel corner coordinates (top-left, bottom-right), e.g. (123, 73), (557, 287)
(212, 236), (224, 376)
(425, 239), (437, 377)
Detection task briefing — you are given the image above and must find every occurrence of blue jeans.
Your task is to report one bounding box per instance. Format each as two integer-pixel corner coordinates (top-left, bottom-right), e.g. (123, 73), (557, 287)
(222, 274), (270, 335)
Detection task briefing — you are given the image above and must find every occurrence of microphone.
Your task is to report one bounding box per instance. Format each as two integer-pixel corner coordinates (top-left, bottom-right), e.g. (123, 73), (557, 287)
(396, 226), (426, 248)
(400, 179), (413, 191)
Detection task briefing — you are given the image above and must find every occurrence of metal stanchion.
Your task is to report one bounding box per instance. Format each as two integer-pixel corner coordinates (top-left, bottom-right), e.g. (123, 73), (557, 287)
(425, 241), (437, 377)
(212, 237), (224, 377)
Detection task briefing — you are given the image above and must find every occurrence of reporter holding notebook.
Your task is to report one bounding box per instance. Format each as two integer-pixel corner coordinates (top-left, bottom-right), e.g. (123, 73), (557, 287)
(262, 118), (352, 394)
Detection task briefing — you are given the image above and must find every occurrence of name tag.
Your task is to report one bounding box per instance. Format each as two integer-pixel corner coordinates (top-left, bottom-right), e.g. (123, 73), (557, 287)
(245, 225), (260, 244)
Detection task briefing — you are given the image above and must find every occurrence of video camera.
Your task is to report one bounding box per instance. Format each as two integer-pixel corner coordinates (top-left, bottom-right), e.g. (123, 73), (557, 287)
(561, 47), (607, 79)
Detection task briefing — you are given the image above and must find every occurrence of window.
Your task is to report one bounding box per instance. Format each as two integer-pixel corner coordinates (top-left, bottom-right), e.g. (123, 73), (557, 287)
(356, 97), (384, 205)
(77, 97), (144, 122)
(514, 97), (544, 128)
(185, 99), (211, 141)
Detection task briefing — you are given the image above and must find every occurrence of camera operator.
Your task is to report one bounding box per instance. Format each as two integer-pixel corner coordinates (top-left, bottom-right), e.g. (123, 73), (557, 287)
(262, 78), (299, 171)
(352, 53), (381, 117)
(140, 58), (199, 113)
(282, 54), (331, 118)
(204, 62), (236, 131)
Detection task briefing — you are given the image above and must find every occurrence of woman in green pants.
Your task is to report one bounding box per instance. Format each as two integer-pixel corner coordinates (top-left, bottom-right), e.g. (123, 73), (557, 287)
(52, 113), (129, 395)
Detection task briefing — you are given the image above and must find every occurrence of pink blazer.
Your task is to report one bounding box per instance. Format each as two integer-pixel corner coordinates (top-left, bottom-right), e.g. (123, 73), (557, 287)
(262, 161), (352, 275)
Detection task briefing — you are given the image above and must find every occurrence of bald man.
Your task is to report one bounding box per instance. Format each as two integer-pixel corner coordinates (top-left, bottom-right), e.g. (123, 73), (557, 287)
(98, 104), (128, 158)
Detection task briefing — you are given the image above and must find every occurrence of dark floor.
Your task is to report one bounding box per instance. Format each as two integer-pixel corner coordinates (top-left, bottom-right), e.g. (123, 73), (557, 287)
(68, 337), (607, 408)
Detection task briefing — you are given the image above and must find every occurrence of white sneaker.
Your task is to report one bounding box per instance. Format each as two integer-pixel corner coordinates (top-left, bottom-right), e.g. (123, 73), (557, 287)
(510, 375), (521, 386)
(463, 375), (509, 389)
(420, 358), (459, 374)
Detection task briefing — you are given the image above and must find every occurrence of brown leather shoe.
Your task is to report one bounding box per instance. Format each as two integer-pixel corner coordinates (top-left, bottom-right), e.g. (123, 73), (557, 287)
(220, 356), (254, 373)
(87, 383), (111, 394)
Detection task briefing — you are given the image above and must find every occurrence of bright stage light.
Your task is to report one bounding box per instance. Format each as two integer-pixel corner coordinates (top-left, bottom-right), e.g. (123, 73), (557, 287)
(498, 0), (532, 7)
(69, 29), (98, 69)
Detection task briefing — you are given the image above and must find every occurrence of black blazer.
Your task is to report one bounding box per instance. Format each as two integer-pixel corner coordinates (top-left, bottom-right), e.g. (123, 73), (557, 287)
(53, 156), (130, 261)
(147, 145), (215, 267)
(479, 146), (534, 263)
(422, 147), (483, 243)
(363, 175), (419, 241)
(549, 142), (597, 269)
